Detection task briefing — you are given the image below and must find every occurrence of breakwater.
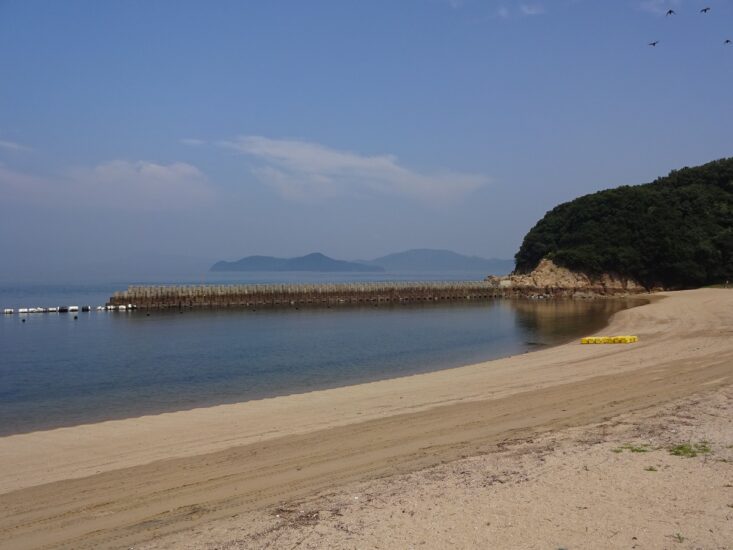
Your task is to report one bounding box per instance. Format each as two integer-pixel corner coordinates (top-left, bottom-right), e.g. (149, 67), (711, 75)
(108, 282), (503, 310)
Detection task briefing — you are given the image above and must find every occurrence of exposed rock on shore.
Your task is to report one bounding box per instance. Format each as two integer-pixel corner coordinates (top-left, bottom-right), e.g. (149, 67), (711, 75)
(486, 258), (647, 297)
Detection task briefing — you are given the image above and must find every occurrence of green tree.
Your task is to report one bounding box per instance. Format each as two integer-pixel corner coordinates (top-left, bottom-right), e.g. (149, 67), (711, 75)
(514, 158), (733, 289)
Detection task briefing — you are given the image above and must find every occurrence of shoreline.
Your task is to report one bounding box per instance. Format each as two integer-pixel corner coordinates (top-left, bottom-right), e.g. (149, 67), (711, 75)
(1, 296), (644, 437)
(0, 297), (651, 492)
(0, 289), (730, 549)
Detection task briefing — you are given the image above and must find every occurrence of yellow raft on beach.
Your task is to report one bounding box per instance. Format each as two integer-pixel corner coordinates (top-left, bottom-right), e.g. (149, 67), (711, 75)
(581, 335), (638, 344)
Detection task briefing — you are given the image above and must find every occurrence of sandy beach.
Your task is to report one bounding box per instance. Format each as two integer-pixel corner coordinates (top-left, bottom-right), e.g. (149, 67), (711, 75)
(1, 288), (732, 549)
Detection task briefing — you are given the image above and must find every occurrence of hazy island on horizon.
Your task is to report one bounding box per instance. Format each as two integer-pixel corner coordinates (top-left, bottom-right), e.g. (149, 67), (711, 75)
(210, 252), (385, 273)
(210, 249), (515, 274)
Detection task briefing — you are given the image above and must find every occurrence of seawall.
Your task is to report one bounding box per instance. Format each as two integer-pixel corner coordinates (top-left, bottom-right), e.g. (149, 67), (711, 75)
(108, 281), (504, 310)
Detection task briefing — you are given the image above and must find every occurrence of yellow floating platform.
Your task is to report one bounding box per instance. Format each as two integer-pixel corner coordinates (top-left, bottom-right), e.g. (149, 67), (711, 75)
(581, 335), (638, 344)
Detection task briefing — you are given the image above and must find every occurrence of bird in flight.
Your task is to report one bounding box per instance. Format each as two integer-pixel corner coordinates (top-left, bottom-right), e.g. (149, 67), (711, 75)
(726, 39), (732, 44)
(649, 40), (659, 47)
(666, 9), (675, 16)
(700, 7), (711, 13)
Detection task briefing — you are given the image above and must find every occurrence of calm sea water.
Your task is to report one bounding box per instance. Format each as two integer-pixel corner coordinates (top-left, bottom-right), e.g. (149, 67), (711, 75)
(0, 273), (645, 436)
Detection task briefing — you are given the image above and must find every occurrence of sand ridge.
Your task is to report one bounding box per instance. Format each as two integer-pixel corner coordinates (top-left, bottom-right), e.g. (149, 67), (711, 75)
(0, 289), (732, 549)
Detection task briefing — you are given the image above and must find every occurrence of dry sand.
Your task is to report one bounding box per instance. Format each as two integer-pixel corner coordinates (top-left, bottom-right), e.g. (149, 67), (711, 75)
(141, 377), (733, 550)
(0, 288), (732, 549)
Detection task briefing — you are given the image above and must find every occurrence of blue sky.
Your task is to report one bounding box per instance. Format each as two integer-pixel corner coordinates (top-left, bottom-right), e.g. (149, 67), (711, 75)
(1, 0), (732, 278)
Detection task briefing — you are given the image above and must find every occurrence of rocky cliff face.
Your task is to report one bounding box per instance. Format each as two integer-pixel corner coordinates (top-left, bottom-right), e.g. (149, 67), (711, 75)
(486, 259), (647, 297)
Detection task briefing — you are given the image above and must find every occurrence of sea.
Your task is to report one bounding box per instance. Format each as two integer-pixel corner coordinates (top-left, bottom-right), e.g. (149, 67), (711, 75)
(0, 271), (645, 436)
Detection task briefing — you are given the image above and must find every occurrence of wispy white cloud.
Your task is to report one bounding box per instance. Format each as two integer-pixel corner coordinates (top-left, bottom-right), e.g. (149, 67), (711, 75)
(638, 0), (681, 15)
(0, 160), (214, 211)
(495, 3), (546, 19)
(0, 139), (32, 153)
(520, 3), (545, 16)
(180, 138), (206, 146)
(0, 162), (46, 194)
(220, 136), (488, 203)
(70, 161), (214, 210)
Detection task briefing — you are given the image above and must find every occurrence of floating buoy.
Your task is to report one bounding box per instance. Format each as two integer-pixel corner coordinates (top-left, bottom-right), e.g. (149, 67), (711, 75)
(581, 336), (638, 344)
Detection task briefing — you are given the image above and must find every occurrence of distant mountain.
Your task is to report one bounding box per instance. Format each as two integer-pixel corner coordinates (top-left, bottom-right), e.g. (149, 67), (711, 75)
(211, 253), (385, 273)
(211, 249), (513, 275)
(366, 249), (514, 275)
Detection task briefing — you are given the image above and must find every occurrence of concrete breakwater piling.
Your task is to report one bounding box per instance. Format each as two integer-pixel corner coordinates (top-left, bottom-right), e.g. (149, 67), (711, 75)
(108, 282), (503, 310)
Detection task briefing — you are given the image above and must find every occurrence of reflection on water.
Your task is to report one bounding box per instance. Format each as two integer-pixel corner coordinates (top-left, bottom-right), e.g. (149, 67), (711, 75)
(511, 298), (647, 345)
(0, 298), (646, 435)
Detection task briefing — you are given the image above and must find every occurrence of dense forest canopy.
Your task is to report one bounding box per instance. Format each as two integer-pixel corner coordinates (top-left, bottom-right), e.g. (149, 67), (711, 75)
(514, 158), (733, 289)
